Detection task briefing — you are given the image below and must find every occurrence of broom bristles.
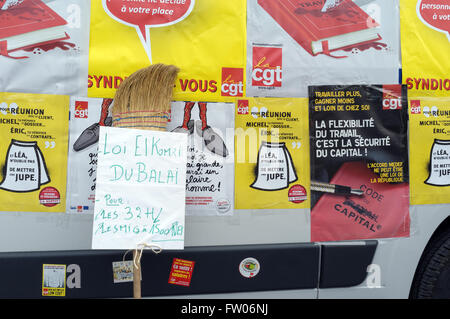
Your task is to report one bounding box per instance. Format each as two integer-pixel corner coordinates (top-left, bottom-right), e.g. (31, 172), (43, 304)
(112, 63), (179, 131)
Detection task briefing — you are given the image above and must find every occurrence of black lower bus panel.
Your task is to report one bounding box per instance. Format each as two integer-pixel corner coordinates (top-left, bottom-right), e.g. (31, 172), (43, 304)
(0, 243), (319, 298)
(0, 241), (377, 298)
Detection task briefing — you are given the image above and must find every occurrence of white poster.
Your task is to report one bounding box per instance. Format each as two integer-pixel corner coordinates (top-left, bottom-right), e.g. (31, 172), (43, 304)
(167, 101), (235, 216)
(67, 100), (234, 216)
(246, 0), (400, 98)
(66, 96), (113, 214)
(92, 126), (187, 250)
(0, 0), (90, 96)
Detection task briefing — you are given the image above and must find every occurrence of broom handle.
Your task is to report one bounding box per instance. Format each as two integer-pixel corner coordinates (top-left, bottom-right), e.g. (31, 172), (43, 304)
(133, 249), (141, 298)
(111, 63), (177, 299)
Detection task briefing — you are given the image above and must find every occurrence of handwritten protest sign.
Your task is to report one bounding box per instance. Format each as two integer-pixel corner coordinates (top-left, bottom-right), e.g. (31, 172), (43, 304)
(92, 126), (187, 250)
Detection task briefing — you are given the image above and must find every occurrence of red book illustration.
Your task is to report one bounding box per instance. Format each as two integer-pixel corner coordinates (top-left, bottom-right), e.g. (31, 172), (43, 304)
(0, 1), (25, 10)
(311, 161), (410, 242)
(0, 0), (69, 59)
(257, 0), (381, 57)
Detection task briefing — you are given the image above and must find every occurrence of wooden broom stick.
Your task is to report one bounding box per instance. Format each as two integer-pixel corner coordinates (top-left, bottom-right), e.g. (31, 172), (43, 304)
(133, 250), (141, 298)
(112, 63), (179, 298)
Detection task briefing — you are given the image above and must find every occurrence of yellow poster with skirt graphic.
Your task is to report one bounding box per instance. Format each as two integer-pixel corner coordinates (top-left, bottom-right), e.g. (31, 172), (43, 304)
(409, 97), (450, 205)
(401, 0), (450, 97)
(88, 0), (246, 102)
(0, 92), (69, 212)
(235, 98), (310, 209)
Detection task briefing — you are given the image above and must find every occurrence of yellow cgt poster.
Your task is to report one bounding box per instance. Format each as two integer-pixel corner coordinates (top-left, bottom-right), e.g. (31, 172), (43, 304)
(88, 0), (246, 102)
(234, 98), (310, 209)
(0, 92), (69, 212)
(401, 0), (450, 97)
(409, 97), (450, 205)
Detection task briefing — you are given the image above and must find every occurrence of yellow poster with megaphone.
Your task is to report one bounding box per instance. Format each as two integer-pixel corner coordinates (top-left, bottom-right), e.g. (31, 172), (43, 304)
(401, 0), (450, 97)
(88, 0), (246, 102)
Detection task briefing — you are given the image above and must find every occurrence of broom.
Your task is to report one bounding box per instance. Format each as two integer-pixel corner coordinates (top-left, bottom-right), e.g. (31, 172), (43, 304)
(111, 63), (180, 298)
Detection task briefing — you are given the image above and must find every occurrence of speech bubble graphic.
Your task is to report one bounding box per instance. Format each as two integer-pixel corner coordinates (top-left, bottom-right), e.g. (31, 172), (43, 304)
(103, 0), (195, 62)
(417, 0), (450, 41)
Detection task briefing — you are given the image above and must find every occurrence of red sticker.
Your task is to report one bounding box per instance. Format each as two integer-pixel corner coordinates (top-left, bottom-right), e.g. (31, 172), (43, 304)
(288, 184), (307, 204)
(168, 258), (195, 287)
(39, 187), (61, 207)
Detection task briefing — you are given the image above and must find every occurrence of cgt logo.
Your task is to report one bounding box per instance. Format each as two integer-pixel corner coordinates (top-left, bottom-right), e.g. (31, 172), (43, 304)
(252, 46), (282, 87)
(237, 100), (249, 115)
(221, 68), (244, 97)
(382, 85), (402, 110)
(74, 101), (88, 118)
(410, 100), (421, 114)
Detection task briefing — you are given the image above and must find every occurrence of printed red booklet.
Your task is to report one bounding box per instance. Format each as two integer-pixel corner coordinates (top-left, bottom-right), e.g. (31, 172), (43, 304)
(0, 0), (68, 57)
(311, 161), (410, 242)
(257, 0), (381, 56)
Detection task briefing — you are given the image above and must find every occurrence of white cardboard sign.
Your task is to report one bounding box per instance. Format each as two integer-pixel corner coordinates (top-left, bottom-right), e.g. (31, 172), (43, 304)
(92, 126), (187, 250)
